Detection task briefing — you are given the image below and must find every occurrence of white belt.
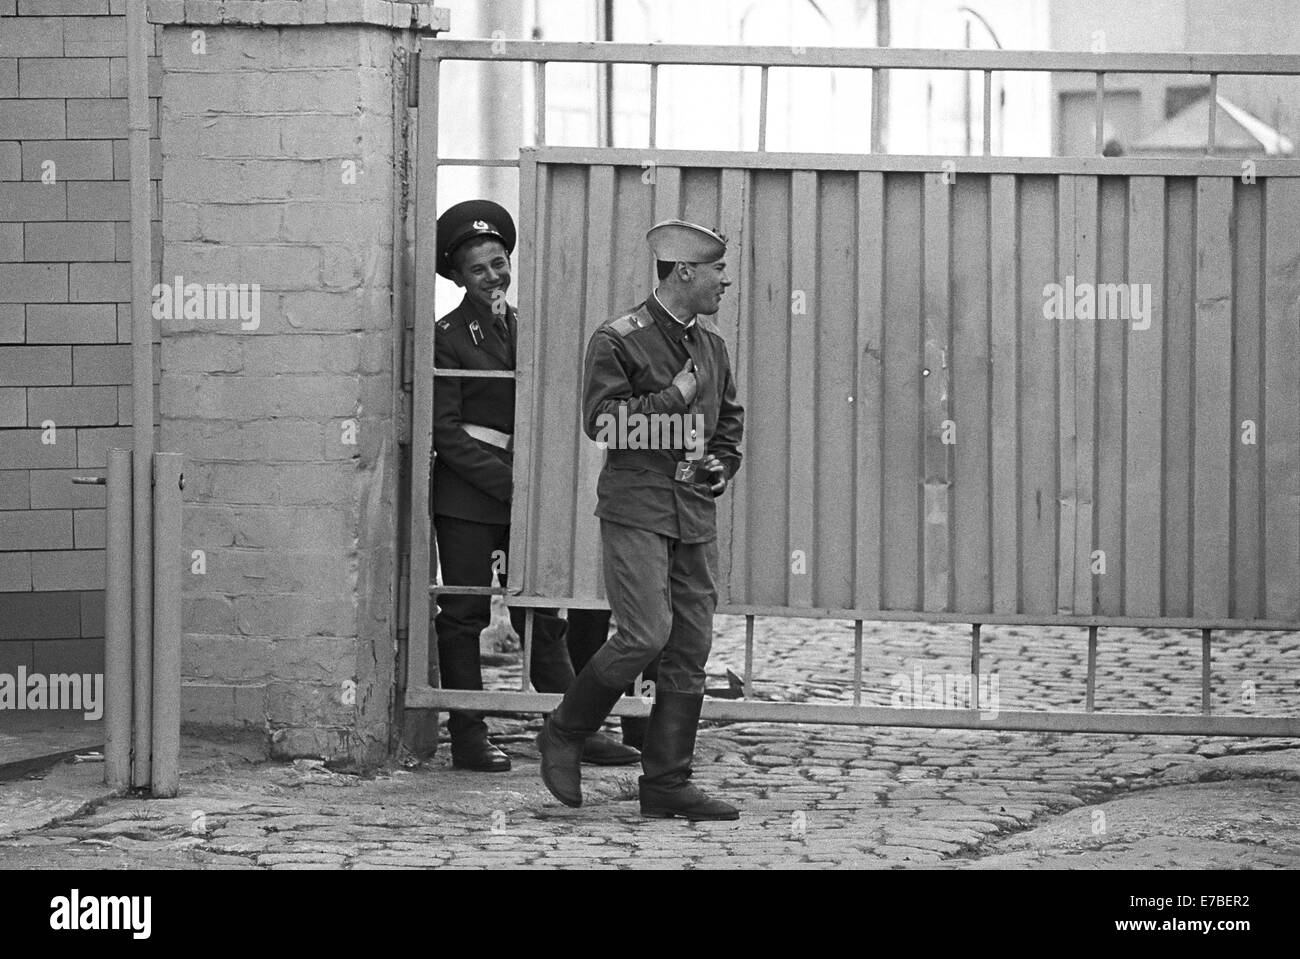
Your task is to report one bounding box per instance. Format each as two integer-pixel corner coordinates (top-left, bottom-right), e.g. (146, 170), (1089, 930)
(464, 423), (512, 450)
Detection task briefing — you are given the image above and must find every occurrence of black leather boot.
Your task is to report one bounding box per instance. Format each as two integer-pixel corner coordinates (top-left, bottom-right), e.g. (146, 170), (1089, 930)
(526, 617), (638, 767)
(448, 713), (511, 772)
(438, 623), (510, 772)
(537, 666), (626, 807)
(639, 691), (739, 821)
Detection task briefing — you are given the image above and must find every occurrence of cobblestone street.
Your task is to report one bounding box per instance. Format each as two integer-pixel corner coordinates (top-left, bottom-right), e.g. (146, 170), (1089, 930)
(2, 615), (1298, 869)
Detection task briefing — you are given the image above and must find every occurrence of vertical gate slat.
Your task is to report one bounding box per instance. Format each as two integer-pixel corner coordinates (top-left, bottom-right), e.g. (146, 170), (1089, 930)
(1231, 180), (1264, 619)
(815, 172), (859, 608)
(788, 170), (818, 609)
(922, 173), (952, 613)
(1056, 175), (1078, 615)
(1263, 177), (1300, 620)
(989, 174), (1019, 614)
(532, 165), (588, 597)
(952, 176), (992, 613)
(748, 172), (792, 604)
(1123, 177), (1165, 617)
(854, 172), (885, 612)
(1073, 176), (1098, 615)
(882, 174), (924, 610)
(1163, 179), (1196, 617)
(572, 164), (616, 600)
(1020, 176), (1058, 616)
(1094, 178), (1128, 616)
(514, 158), (547, 597)
(1192, 177), (1234, 619)
(715, 167), (748, 606)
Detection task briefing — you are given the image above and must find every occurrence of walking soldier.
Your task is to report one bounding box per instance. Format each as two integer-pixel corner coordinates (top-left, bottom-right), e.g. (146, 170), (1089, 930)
(537, 219), (745, 820)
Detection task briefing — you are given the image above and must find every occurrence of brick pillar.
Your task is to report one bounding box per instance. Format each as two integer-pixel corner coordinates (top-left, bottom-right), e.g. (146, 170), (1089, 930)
(151, 0), (445, 765)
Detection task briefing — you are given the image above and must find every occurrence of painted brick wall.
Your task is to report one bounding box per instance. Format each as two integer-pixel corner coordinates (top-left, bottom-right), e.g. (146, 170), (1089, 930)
(0, 0), (162, 680)
(157, 7), (416, 763)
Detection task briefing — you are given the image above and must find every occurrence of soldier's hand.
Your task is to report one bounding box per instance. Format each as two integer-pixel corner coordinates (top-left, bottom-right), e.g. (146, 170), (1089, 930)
(702, 454), (727, 495)
(672, 359), (699, 405)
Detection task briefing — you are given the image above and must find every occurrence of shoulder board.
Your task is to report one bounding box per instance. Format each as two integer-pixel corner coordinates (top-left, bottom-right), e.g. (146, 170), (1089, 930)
(606, 312), (646, 337)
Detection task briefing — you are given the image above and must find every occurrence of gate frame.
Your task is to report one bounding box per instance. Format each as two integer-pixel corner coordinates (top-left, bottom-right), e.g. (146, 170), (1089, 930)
(403, 37), (1300, 738)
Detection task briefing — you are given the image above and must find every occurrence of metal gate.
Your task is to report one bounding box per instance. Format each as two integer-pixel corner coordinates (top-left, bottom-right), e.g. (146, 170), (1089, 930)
(403, 40), (1300, 736)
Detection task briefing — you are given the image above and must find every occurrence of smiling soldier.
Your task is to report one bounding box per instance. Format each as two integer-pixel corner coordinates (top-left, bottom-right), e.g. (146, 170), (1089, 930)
(431, 199), (638, 772)
(537, 219), (745, 820)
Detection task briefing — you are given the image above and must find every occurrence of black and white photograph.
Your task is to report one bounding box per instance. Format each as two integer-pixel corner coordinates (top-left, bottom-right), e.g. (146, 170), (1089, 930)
(0, 0), (1296, 931)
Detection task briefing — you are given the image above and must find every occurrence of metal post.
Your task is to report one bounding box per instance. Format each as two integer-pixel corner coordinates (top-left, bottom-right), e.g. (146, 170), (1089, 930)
(970, 623), (981, 712)
(1201, 629), (1212, 715)
(1207, 74), (1218, 155)
(648, 63), (658, 148)
(852, 620), (863, 706)
(150, 453), (183, 797)
(1094, 72), (1106, 154)
(534, 61), (547, 146)
(103, 449), (133, 788)
(743, 614), (755, 699)
(1086, 625), (1098, 712)
(126, 0), (154, 792)
(521, 607), (534, 691)
(757, 65), (769, 151)
(982, 69), (993, 155)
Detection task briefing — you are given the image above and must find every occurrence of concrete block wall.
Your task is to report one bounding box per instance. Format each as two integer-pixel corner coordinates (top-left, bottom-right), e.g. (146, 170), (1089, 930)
(153, 0), (440, 764)
(0, 0), (162, 677)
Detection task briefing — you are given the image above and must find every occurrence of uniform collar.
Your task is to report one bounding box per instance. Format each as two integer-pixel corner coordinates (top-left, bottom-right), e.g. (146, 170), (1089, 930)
(460, 293), (513, 329)
(648, 289), (696, 340)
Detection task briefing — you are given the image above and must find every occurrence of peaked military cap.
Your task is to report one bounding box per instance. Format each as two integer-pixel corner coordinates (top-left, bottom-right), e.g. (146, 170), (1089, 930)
(437, 199), (516, 279)
(647, 219), (727, 264)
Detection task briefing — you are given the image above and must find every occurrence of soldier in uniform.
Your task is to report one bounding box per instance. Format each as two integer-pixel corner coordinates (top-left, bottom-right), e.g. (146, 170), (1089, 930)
(537, 219), (745, 820)
(431, 199), (639, 772)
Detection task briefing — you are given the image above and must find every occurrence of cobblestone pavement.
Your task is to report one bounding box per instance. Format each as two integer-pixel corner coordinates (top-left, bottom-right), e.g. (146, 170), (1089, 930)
(1, 616), (1297, 869)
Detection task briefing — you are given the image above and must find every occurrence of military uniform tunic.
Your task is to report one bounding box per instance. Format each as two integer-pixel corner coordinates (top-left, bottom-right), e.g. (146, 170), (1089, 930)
(582, 294), (744, 543)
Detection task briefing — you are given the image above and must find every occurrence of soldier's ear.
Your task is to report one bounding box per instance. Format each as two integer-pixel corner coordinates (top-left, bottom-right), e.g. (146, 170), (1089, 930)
(447, 268), (466, 289)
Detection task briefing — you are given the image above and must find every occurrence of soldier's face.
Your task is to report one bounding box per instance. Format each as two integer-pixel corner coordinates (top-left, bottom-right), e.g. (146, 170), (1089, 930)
(452, 239), (511, 314)
(687, 259), (731, 315)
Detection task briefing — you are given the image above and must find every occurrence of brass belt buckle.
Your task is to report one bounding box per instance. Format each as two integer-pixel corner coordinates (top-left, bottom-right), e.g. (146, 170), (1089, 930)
(674, 460), (697, 483)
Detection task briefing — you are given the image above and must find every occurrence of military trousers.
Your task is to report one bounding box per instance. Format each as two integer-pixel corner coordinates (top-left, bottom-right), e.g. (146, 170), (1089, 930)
(584, 519), (718, 696)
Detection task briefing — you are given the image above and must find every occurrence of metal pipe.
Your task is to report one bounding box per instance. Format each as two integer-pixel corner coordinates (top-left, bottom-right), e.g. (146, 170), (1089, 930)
(852, 620), (863, 706)
(1207, 74), (1218, 155)
(520, 607), (534, 691)
(1094, 72), (1106, 154)
(982, 69), (993, 155)
(1086, 625), (1098, 712)
(758, 65), (769, 151)
(648, 63), (658, 148)
(743, 614), (755, 698)
(104, 449), (133, 788)
(126, 0), (154, 789)
(534, 61), (547, 145)
(150, 453), (183, 797)
(1202, 629), (1212, 715)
